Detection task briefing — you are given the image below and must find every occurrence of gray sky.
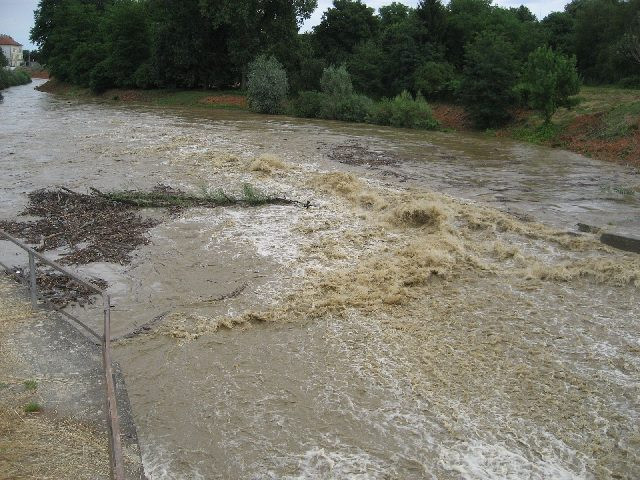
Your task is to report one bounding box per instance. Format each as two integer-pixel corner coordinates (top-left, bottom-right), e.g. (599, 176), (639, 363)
(0, 0), (569, 51)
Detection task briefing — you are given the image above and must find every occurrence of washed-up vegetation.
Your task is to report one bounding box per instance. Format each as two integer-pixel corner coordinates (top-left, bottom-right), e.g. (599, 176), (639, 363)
(0, 185), (304, 306)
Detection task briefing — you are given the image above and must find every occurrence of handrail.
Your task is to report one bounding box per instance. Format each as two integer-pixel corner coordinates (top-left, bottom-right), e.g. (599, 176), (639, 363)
(0, 229), (125, 480)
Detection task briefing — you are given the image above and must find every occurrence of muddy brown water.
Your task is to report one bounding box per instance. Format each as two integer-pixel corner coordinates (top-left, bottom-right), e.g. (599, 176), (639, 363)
(1, 80), (639, 479)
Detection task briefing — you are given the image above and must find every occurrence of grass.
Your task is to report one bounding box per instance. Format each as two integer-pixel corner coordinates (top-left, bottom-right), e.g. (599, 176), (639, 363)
(509, 121), (563, 145)
(600, 184), (638, 196)
(24, 380), (38, 391)
(24, 402), (42, 413)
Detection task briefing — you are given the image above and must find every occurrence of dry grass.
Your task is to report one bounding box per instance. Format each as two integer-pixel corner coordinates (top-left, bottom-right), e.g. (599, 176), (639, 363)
(0, 279), (110, 479)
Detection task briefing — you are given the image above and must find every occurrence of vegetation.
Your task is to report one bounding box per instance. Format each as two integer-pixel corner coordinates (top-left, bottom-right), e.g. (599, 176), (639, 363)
(521, 46), (580, 123)
(99, 184), (296, 208)
(24, 380), (38, 391)
(247, 56), (288, 114)
(0, 68), (32, 91)
(24, 402), (42, 413)
(28, 0), (639, 133)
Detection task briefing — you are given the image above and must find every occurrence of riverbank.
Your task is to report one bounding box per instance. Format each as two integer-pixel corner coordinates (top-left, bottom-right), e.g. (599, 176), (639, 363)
(0, 277), (144, 479)
(37, 80), (640, 167)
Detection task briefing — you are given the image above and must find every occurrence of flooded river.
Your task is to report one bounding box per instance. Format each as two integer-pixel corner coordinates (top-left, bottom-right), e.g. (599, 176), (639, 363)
(1, 80), (639, 479)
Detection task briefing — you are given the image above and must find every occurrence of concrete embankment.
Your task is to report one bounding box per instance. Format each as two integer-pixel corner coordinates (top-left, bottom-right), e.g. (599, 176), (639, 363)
(0, 278), (144, 479)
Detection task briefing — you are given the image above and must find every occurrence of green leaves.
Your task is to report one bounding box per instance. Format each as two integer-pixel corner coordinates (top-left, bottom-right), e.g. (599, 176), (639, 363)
(522, 46), (580, 123)
(247, 56), (289, 114)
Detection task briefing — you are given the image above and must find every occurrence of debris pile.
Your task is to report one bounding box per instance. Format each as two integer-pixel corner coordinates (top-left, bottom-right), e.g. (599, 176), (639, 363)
(0, 188), (159, 265)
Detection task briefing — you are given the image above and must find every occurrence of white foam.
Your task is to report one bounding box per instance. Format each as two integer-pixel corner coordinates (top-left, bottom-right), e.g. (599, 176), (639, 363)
(439, 440), (584, 480)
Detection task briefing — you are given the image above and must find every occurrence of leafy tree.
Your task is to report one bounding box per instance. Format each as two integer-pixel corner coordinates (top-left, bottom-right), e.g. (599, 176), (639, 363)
(413, 60), (457, 99)
(247, 55), (288, 114)
(0, 50), (8, 68)
(522, 46), (580, 123)
(313, 0), (379, 63)
(621, 12), (640, 66)
(379, 2), (410, 28)
(460, 32), (519, 128)
(100, 0), (151, 88)
(415, 0), (448, 45)
(320, 65), (354, 97)
(445, 0), (493, 68)
(541, 11), (575, 55)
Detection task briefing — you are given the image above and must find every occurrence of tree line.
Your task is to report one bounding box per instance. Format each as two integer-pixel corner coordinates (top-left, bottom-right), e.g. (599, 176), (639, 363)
(31, 0), (640, 127)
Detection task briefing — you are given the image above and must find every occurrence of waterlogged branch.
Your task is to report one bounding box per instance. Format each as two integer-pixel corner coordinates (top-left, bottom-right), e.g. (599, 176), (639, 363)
(91, 184), (310, 208)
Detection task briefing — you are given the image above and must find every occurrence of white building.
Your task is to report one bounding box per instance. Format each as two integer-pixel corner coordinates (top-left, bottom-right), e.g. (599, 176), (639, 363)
(0, 35), (23, 69)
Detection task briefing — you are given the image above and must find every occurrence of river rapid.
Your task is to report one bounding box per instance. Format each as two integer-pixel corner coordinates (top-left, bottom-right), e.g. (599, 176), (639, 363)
(1, 80), (639, 479)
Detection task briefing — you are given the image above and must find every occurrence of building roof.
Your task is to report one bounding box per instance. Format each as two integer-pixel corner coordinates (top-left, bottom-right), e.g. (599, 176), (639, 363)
(0, 35), (22, 47)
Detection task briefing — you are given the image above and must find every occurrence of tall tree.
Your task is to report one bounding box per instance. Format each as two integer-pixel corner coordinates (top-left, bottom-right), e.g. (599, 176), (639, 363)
(313, 0), (379, 64)
(460, 32), (519, 128)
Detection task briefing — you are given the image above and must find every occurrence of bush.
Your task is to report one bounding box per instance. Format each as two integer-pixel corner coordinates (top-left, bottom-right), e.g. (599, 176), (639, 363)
(618, 76), (640, 89)
(521, 46), (580, 123)
(459, 32), (520, 129)
(89, 61), (114, 93)
(133, 62), (156, 89)
(0, 68), (32, 90)
(315, 65), (374, 122)
(320, 65), (354, 97)
(413, 61), (457, 99)
(288, 90), (325, 118)
(319, 93), (374, 122)
(247, 55), (288, 114)
(368, 91), (438, 129)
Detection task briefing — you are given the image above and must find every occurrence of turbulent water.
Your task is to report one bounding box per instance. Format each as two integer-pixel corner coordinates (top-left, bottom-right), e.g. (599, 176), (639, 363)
(1, 80), (639, 479)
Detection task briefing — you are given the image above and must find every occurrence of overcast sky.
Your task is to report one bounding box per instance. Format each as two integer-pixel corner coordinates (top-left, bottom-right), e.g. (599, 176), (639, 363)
(0, 0), (569, 50)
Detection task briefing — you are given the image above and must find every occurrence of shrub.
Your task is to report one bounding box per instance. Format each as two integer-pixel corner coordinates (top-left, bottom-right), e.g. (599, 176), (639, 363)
(459, 32), (520, 129)
(288, 90), (325, 118)
(319, 93), (374, 122)
(413, 61), (457, 99)
(133, 62), (156, 89)
(521, 46), (580, 123)
(315, 65), (374, 122)
(247, 55), (288, 114)
(320, 65), (354, 97)
(89, 61), (115, 93)
(0, 68), (32, 90)
(368, 91), (438, 129)
(618, 76), (640, 89)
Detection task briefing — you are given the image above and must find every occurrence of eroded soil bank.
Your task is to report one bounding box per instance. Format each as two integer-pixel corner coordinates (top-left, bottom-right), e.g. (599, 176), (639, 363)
(1, 80), (639, 479)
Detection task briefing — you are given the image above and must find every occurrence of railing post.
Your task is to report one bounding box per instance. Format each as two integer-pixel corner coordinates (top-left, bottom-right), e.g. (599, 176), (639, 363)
(103, 294), (125, 480)
(28, 251), (37, 307)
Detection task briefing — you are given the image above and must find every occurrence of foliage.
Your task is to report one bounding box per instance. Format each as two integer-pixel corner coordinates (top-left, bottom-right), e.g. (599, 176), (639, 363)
(24, 402), (42, 413)
(0, 50), (7, 68)
(288, 90), (325, 117)
(319, 92), (374, 122)
(413, 61), (457, 99)
(460, 32), (520, 128)
(28, 0), (640, 130)
(320, 65), (353, 97)
(247, 55), (288, 114)
(313, 0), (379, 63)
(0, 69), (32, 90)
(368, 91), (439, 129)
(522, 46), (580, 123)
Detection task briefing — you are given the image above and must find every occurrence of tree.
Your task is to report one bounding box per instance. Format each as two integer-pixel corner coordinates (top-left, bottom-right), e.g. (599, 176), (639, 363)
(247, 55), (288, 114)
(313, 0), (379, 63)
(541, 11), (575, 55)
(621, 12), (640, 66)
(459, 32), (519, 128)
(0, 50), (8, 68)
(522, 46), (580, 123)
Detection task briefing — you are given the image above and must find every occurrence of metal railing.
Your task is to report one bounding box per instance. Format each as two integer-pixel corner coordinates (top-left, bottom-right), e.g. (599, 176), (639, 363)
(0, 229), (125, 480)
